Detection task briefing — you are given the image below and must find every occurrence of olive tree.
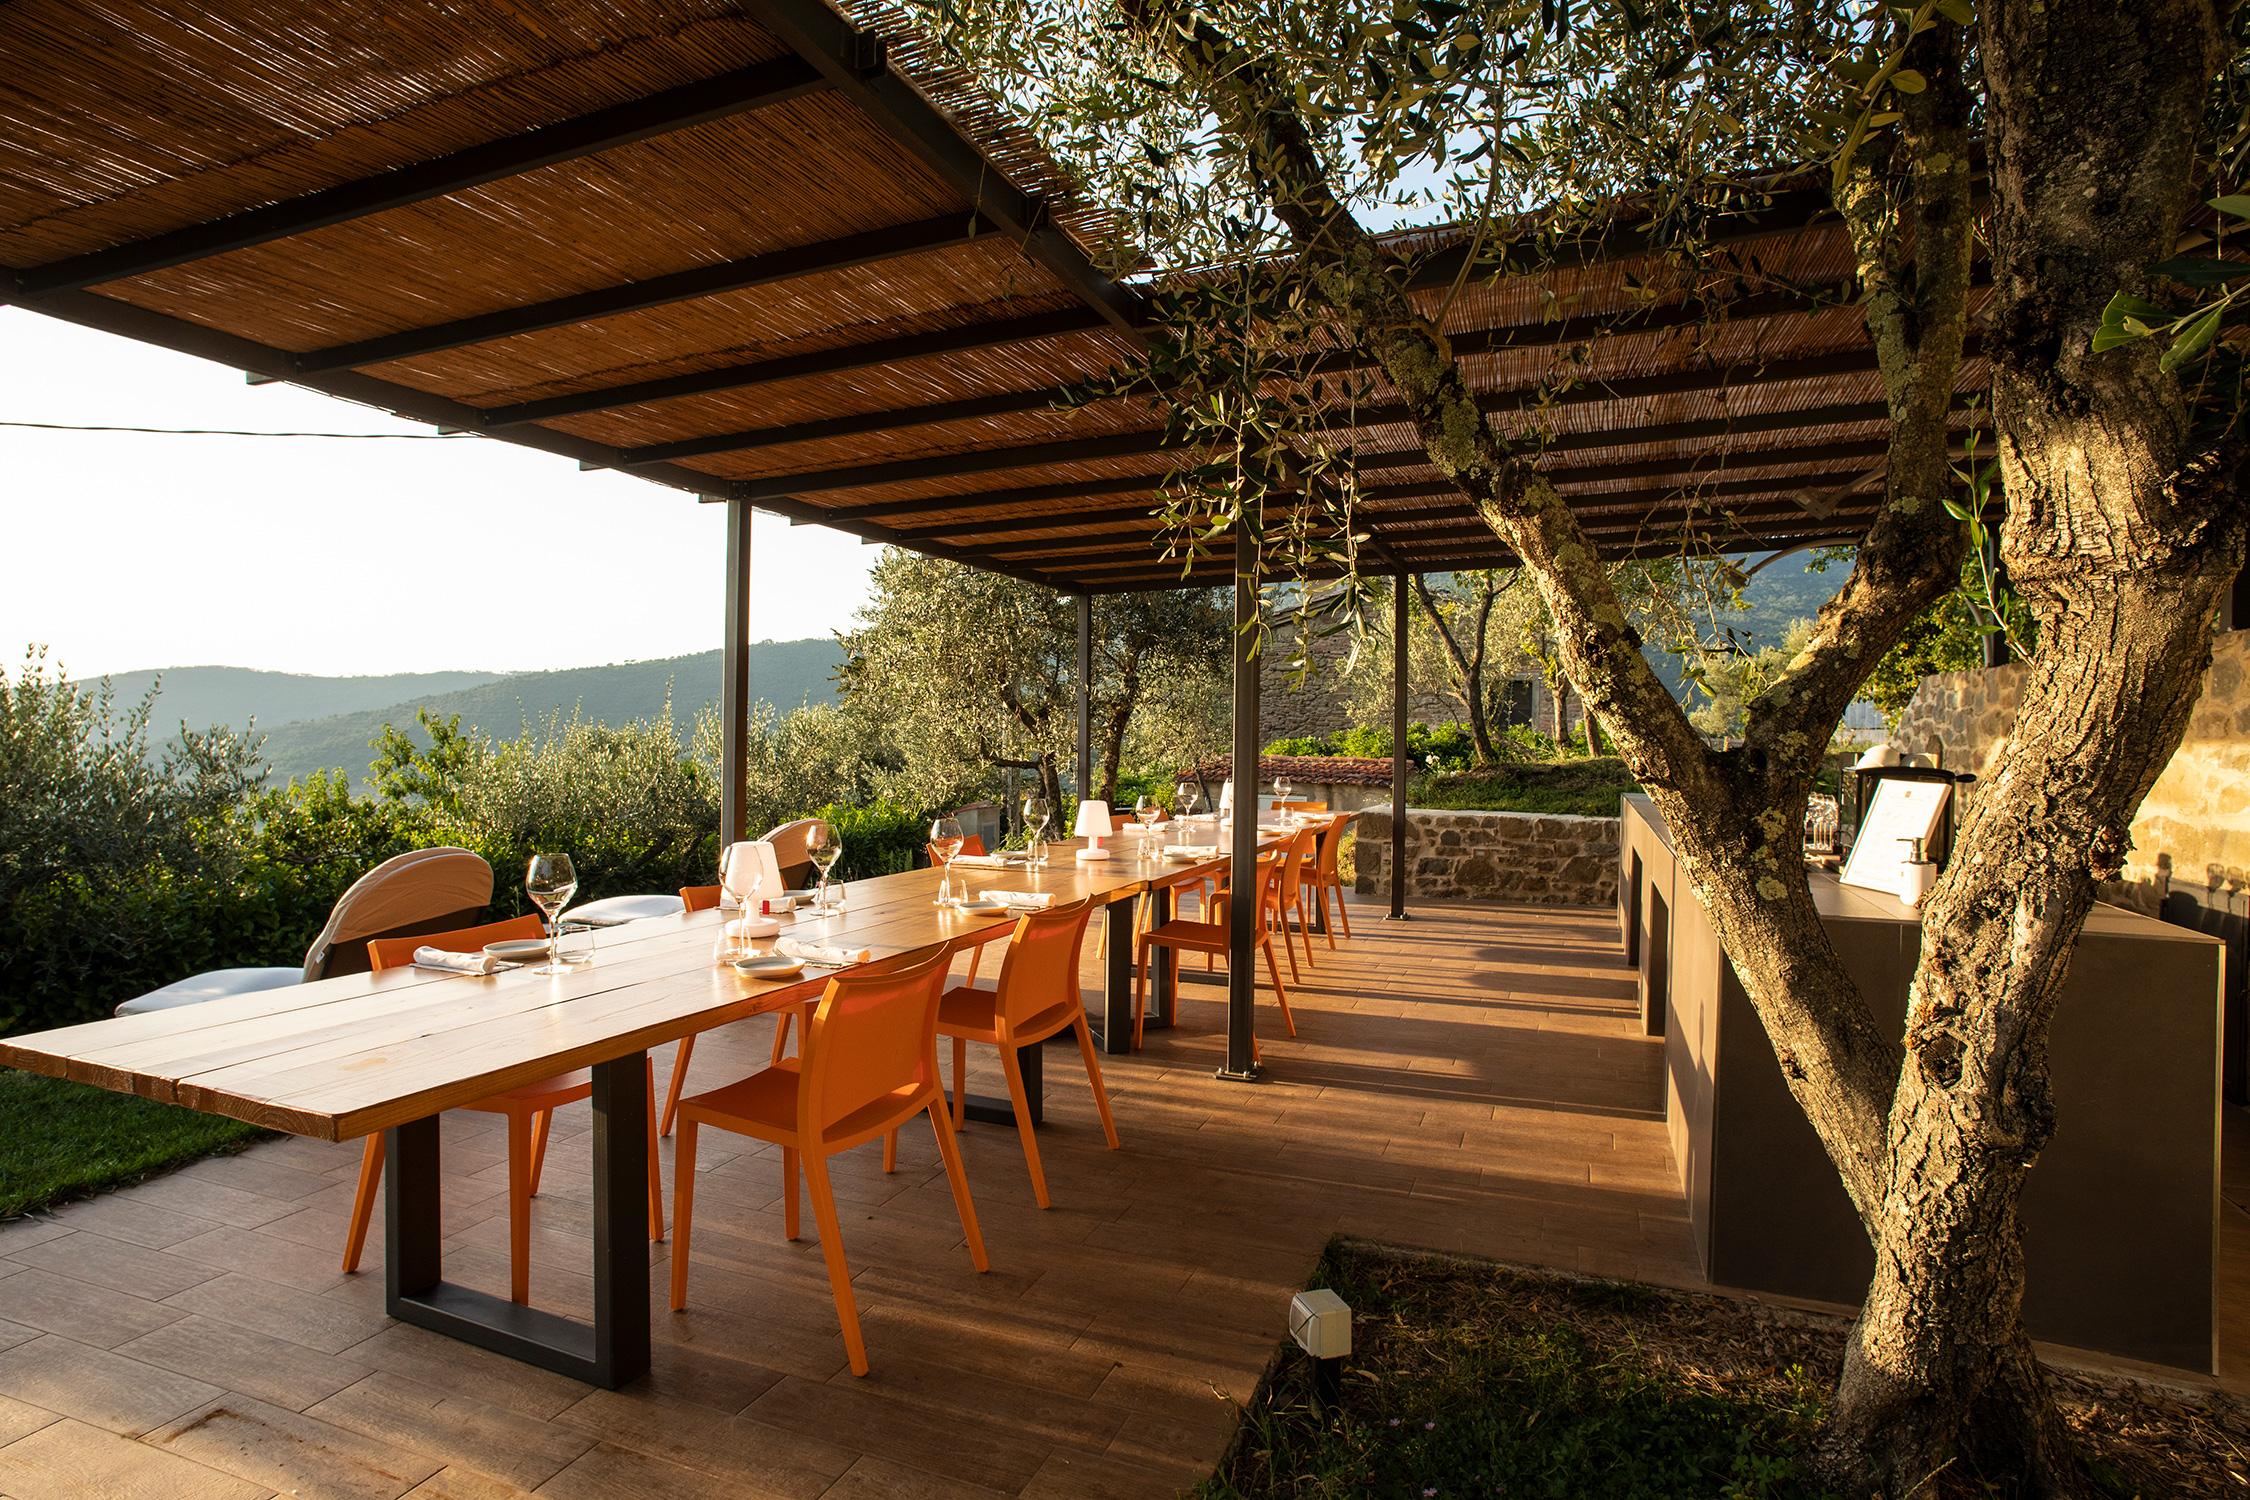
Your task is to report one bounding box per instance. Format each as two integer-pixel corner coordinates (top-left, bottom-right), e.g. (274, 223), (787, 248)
(839, 550), (1231, 811)
(908, 0), (2250, 1491)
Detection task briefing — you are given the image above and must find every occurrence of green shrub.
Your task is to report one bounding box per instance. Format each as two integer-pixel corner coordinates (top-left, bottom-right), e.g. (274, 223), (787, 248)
(1259, 720), (1478, 772)
(816, 800), (924, 880)
(1412, 758), (1640, 817)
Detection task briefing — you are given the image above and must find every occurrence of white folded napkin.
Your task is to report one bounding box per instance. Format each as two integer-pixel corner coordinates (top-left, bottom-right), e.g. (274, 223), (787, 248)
(1167, 843), (1221, 858)
(776, 936), (872, 967)
(414, 947), (502, 975)
(981, 889), (1053, 910)
(949, 852), (1009, 867)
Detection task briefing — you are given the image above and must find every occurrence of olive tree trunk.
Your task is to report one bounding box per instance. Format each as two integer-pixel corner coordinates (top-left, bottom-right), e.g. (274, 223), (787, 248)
(1125, 0), (2242, 1490)
(1826, 7), (2243, 1488)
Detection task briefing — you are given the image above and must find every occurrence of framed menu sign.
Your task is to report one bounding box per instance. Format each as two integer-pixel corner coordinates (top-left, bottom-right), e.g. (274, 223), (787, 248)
(1840, 778), (1951, 900)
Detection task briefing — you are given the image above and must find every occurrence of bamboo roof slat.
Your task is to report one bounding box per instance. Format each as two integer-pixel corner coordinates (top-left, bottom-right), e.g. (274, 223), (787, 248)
(0, 0), (1989, 590)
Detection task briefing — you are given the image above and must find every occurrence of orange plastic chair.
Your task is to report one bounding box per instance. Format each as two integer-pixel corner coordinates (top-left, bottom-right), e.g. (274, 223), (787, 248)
(652, 885), (727, 1137)
(1310, 812), (1358, 945)
(345, 915), (665, 1304)
(1273, 823), (1322, 978)
(1275, 799), (1330, 814)
(936, 897), (1117, 1207)
(669, 946), (986, 1376)
(1133, 851), (1296, 1049)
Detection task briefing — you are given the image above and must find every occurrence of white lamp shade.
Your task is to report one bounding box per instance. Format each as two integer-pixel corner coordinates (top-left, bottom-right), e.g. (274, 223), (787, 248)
(1218, 779), (1235, 812)
(720, 839), (781, 907)
(1075, 800), (1113, 838)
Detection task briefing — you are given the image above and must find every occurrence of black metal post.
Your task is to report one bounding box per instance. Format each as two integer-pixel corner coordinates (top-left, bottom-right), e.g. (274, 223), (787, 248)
(1075, 593), (1094, 803)
(1220, 528), (1262, 1081)
(1099, 897), (1134, 1054)
(1389, 570), (1411, 921)
(721, 498), (753, 843)
(1150, 884), (1177, 1030)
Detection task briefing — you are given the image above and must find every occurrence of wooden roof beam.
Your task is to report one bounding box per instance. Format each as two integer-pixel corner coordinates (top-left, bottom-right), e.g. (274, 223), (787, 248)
(738, 0), (1146, 340)
(624, 282), (1865, 472)
(734, 383), (1956, 503)
(478, 306), (1108, 427)
(0, 57), (829, 301)
(295, 213), (990, 374)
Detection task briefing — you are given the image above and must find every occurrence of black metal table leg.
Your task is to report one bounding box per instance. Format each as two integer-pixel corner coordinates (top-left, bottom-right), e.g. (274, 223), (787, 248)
(384, 1051), (651, 1389)
(962, 1035), (1043, 1127)
(1149, 884), (1177, 1031)
(1099, 892), (1135, 1054)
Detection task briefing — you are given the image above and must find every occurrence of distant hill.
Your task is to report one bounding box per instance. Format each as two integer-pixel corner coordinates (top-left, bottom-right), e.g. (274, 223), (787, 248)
(86, 665), (502, 735)
(99, 641), (844, 785)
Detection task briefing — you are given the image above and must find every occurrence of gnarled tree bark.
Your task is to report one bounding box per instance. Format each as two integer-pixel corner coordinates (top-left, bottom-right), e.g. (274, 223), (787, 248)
(1121, 0), (2246, 1492)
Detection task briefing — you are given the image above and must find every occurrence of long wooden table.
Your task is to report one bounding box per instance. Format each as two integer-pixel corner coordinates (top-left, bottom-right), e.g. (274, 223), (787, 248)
(0, 831), (1267, 1389)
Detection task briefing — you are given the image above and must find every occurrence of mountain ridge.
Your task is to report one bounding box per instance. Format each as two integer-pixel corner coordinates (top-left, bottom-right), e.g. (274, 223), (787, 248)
(88, 641), (845, 784)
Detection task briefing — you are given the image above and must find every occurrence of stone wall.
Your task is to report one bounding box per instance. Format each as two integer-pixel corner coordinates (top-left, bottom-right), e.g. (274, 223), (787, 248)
(1353, 807), (1619, 907)
(1891, 631), (2250, 913)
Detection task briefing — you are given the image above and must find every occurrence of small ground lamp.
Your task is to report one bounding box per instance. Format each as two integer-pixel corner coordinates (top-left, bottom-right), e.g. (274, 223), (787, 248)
(1075, 800), (1113, 862)
(1289, 1288), (1352, 1411)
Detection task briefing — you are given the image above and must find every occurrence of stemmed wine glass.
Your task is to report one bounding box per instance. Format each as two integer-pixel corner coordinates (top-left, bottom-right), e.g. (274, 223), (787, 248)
(1274, 776), (1295, 821)
(929, 815), (965, 905)
(805, 819), (844, 912)
(525, 853), (578, 976)
(1133, 795), (1160, 861)
(1023, 794), (1052, 868)
(1175, 780), (1201, 820)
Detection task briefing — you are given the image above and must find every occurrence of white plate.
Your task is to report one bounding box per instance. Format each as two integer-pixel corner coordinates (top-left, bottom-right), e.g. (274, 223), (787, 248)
(484, 938), (550, 962)
(953, 900), (1009, 914)
(735, 954), (807, 979)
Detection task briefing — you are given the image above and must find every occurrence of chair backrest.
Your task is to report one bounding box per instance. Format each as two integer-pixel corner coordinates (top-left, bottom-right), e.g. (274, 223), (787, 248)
(1279, 825), (1320, 903)
(800, 946), (950, 1138)
(365, 913), (546, 973)
(302, 847), (495, 981)
(926, 833), (986, 864)
(1275, 800), (1329, 814)
(1314, 813), (1357, 883)
(761, 818), (820, 888)
(680, 884), (722, 913)
(1216, 852), (1282, 938)
(993, 897), (1095, 1028)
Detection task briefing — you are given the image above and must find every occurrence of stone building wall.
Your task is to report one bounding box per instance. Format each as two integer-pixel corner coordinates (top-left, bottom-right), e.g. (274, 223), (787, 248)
(1353, 807), (1619, 907)
(1890, 631), (2250, 913)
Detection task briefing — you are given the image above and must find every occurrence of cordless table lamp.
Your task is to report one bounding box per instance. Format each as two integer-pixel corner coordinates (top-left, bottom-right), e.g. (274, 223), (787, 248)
(1075, 800), (1113, 862)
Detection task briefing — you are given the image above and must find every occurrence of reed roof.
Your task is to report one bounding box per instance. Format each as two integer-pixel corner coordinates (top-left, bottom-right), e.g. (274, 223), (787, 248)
(0, 0), (1981, 593)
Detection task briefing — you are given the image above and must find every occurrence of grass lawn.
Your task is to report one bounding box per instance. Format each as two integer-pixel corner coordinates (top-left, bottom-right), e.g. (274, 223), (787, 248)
(1207, 1239), (2243, 1499)
(0, 1067), (271, 1219)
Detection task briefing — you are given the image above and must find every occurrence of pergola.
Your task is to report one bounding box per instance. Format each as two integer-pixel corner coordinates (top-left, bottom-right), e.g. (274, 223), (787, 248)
(0, 0), (1986, 1082)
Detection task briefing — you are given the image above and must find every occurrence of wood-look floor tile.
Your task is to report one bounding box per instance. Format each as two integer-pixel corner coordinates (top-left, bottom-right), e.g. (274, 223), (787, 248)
(0, 1334), (221, 1436)
(117, 1314), (372, 1412)
(0, 1268), (187, 1349)
(146, 1395), (445, 1500)
(309, 1371), (596, 1491)
(0, 1416), (267, 1500)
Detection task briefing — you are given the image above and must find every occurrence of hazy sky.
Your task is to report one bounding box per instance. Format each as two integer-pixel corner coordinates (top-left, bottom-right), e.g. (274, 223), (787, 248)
(0, 308), (878, 680)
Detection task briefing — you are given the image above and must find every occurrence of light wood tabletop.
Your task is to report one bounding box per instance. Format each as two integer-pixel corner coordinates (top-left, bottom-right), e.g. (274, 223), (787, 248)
(0, 833), (1274, 1143)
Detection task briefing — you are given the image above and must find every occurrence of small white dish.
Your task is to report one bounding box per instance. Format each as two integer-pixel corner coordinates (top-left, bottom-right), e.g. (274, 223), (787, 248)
(484, 938), (550, 962)
(953, 900), (1009, 915)
(735, 954), (807, 979)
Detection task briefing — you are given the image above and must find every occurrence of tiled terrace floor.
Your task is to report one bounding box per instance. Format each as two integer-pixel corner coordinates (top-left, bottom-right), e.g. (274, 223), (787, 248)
(0, 895), (2235, 1498)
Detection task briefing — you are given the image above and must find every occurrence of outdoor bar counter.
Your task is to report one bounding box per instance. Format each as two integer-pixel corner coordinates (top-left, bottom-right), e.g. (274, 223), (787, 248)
(1618, 794), (2224, 1373)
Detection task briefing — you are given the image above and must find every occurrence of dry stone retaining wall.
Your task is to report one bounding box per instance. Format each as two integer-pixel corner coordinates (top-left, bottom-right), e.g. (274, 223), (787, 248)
(1353, 807), (1619, 907)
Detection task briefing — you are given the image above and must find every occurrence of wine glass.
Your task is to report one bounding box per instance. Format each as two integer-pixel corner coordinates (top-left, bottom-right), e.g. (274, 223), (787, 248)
(929, 815), (965, 905)
(1133, 795), (1160, 861)
(805, 819), (844, 911)
(524, 853), (578, 976)
(1176, 780), (1201, 820)
(1023, 794), (1052, 868)
(1275, 777), (1294, 820)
